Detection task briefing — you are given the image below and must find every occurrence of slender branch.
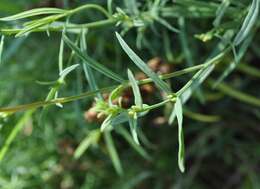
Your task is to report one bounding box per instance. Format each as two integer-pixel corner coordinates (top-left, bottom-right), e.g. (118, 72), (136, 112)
(0, 18), (118, 35)
(68, 4), (111, 18)
(208, 79), (260, 107)
(0, 64), (206, 114)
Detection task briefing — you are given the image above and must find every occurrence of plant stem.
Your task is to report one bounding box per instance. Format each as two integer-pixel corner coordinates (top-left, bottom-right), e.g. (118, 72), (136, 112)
(142, 99), (172, 112)
(208, 79), (260, 107)
(0, 65), (204, 114)
(69, 4), (111, 18)
(0, 18), (118, 35)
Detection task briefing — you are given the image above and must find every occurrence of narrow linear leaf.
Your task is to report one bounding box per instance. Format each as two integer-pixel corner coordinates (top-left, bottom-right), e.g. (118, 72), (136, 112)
(127, 69), (142, 107)
(0, 35), (4, 64)
(169, 63), (216, 125)
(175, 98), (185, 173)
(213, 0), (230, 27)
(39, 63), (79, 124)
(128, 114), (140, 145)
(110, 110), (148, 126)
(0, 8), (67, 21)
(74, 129), (101, 159)
(104, 130), (123, 176)
(179, 64), (215, 103)
(107, 0), (113, 14)
(63, 35), (125, 83)
(116, 126), (151, 161)
(59, 35), (64, 74)
(0, 110), (34, 162)
(238, 64), (260, 78)
(15, 14), (66, 37)
(110, 112), (129, 125)
(59, 64), (79, 81)
(116, 32), (171, 94)
(101, 114), (113, 131)
(210, 79), (260, 107)
(122, 172), (153, 189)
(80, 29), (102, 99)
(184, 108), (221, 123)
(233, 0), (259, 46)
(214, 34), (253, 87)
(39, 85), (61, 126)
(108, 85), (124, 106)
(168, 106), (176, 125)
(178, 17), (204, 103)
(124, 0), (139, 15)
(155, 17), (180, 33)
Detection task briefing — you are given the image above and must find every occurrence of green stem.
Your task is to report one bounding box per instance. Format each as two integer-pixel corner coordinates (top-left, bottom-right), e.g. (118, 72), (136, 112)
(138, 64), (205, 85)
(69, 4), (111, 18)
(177, 48), (229, 96)
(142, 99), (172, 112)
(0, 18), (118, 35)
(0, 65), (203, 114)
(209, 79), (260, 107)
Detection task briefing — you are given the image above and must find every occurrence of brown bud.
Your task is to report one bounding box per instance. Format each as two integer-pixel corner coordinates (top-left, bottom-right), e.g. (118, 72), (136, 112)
(141, 84), (155, 94)
(147, 57), (163, 72)
(158, 63), (172, 74)
(102, 93), (109, 101)
(135, 72), (147, 80)
(58, 139), (75, 156)
(152, 116), (167, 126)
(84, 108), (98, 122)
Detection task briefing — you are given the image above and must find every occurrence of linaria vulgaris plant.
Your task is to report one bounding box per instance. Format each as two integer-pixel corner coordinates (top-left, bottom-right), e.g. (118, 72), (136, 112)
(0, 1), (260, 187)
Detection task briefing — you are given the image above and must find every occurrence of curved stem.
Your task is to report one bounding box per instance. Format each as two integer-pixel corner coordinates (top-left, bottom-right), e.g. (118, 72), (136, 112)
(142, 99), (172, 112)
(69, 4), (111, 18)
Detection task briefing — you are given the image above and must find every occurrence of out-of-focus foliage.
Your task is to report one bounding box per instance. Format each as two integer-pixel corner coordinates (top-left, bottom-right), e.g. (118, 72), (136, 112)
(0, 0), (260, 189)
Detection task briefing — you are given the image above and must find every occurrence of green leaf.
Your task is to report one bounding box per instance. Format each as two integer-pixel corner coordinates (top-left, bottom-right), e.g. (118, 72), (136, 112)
(210, 79), (260, 108)
(155, 17), (180, 33)
(101, 114), (113, 132)
(116, 127), (151, 161)
(108, 85), (124, 106)
(213, 0), (230, 27)
(175, 97), (185, 173)
(127, 69), (142, 107)
(169, 60), (217, 125)
(104, 130), (123, 176)
(39, 63), (79, 124)
(107, 0), (113, 14)
(59, 64), (79, 81)
(179, 64), (215, 104)
(110, 112), (129, 124)
(214, 34), (253, 87)
(0, 35), (4, 64)
(0, 8), (67, 21)
(128, 114), (140, 145)
(110, 110), (149, 126)
(184, 108), (220, 123)
(178, 17), (204, 103)
(59, 34), (64, 74)
(80, 29), (102, 99)
(124, 0), (139, 15)
(0, 110), (34, 162)
(116, 32), (171, 94)
(63, 34), (125, 83)
(15, 14), (66, 37)
(74, 129), (101, 159)
(233, 0), (259, 46)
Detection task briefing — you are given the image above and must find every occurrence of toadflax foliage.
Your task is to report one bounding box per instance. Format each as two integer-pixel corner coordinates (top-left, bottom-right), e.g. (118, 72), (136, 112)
(0, 0), (259, 181)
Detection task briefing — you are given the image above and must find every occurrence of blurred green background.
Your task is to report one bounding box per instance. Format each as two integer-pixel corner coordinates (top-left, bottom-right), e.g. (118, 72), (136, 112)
(0, 0), (260, 189)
